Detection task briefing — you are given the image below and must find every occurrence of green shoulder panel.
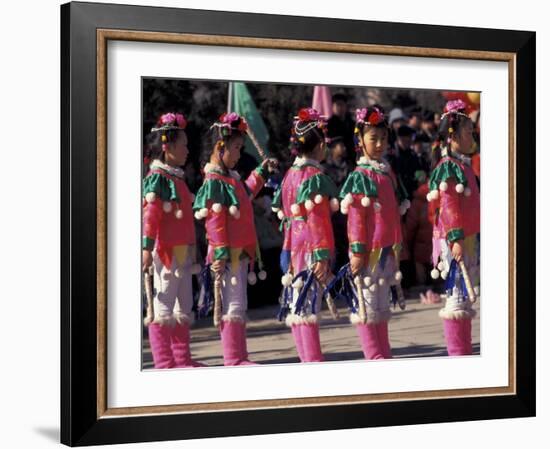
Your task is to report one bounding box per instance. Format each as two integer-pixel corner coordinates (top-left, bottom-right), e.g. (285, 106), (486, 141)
(271, 185), (282, 209)
(429, 159), (468, 191)
(295, 173), (338, 204)
(142, 172), (179, 202)
(193, 178), (239, 211)
(339, 170), (378, 199)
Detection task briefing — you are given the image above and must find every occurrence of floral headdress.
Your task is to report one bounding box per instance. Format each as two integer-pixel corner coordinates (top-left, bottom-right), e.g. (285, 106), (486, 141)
(289, 108), (328, 155)
(210, 112), (249, 138)
(439, 99), (471, 146)
(149, 112), (188, 154)
(353, 106), (387, 153)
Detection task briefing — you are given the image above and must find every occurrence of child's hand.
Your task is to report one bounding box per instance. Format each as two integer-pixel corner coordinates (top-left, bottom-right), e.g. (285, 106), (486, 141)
(142, 249), (153, 273)
(211, 259), (226, 274)
(262, 158), (279, 173)
(312, 259), (329, 284)
(451, 240), (463, 262)
(350, 254), (364, 277)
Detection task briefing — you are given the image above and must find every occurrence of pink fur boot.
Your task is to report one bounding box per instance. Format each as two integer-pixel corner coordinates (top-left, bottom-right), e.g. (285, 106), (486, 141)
(376, 321), (393, 359)
(443, 318), (472, 356)
(356, 323), (384, 360)
(291, 324), (306, 362)
(300, 323), (324, 362)
(220, 319), (257, 366)
(148, 323), (175, 369)
(171, 322), (205, 368)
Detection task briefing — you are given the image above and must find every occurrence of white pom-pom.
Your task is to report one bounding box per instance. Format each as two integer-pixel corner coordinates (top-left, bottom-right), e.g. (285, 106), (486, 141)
(174, 267), (183, 278)
(281, 273), (293, 287)
(305, 199), (314, 211)
(464, 187), (472, 197)
(340, 205), (349, 215)
(455, 183), (465, 193)
(362, 276), (371, 287)
(290, 203), (301, 215)
(344, 193), (354, 205)
(437, 261), (445, 271)
(441, 270), (449, 280)
(394, 271), (403, 282)
(373, 202), (382, 212)
(194, 211), (202, 220)
(430, 190), (439, 201)
(145, 192), (156, 203)
(439, 181), (448, 191)
(212, 203), (222, 213)
(277, 210), (285, 220)
(229, 205), (239, 217)
(399, 204), (407, 215)
(292, 278), (304, 289)
(361, 196), (371, 207)
(175, 209), (183, 219)
(247, 272), (257, 285)
(258, 270), (267, 281)
(378, 277), (386, 286)
(163, 202), (173, 213)
(368, 283), (378, 293)
(402, 199), (411, 209)
(330, 198), (340, 212)
(430, 269), (440, 279)
(230, 276), (238, 286)
(191, 264), (202, 275)
(199, 208), (209, 218)
(314, 194), (323, 204)
(271, 207), (280, 213)
(426, 192), (432, 202)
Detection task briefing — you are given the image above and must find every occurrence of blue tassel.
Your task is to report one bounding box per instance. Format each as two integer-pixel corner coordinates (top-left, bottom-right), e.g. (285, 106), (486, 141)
(293, 270), (315, 315)
(280, 249), (291, 273)
(198, 264), (213, 318)
(445, 259), (458, 294)
(323, 264), (358, 313)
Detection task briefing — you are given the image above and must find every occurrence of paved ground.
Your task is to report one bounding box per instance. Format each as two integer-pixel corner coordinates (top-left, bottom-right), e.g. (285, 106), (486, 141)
(142, 288), (480, 369)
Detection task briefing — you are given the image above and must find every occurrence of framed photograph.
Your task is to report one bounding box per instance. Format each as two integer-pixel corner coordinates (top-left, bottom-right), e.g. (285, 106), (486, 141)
(61, 1), (535, 446)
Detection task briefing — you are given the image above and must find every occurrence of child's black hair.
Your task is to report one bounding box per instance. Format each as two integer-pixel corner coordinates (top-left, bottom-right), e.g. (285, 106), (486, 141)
(200, 125), (246, 169)
(144, 128), (184, 164)
(430, 109), (472, 170)
(289, 122), (326, 157)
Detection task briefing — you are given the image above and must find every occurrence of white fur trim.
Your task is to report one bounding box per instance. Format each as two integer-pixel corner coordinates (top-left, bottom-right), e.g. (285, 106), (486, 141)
(221, 314), (245, 323)
(366, 310), (392, 324)
(439, 308), (477, 320)
(439, 181), (449, 191)
(174, 313), (194, 326)
(277, 210), (285, 220)
(212, 203), (223, 213)
(455, 183), (465, 193)
(330, 198), (340, 212)
(152, 315), (177, 327)
(163, 201), (173, 213)
(145, 192), (156, 203)
(258, 270), (267, 281)
(175, 209), (183, 219)
(314, 194), (323, 204)
(285, 313), (318, 327)
(290, 203), (301, 215)
(305, 199), (315, 211)
(349, 313), (365, 325)
(361, 196), (371, 207)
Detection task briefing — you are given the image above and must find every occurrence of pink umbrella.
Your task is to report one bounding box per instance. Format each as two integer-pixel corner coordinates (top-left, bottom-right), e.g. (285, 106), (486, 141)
(312, 85), (332, 117)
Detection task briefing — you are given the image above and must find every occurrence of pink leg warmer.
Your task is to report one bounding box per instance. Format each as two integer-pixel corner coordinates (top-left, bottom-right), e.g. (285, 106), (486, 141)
(356, 323), (385, 360)
(170, 322), (205, 368)
(148, 323), (175, 369)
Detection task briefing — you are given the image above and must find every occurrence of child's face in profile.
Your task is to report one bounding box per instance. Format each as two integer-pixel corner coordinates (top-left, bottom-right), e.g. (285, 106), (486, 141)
(452, 120), (474, 154)
(166, 131), (189, 166)
(222, 134), (244, 169)
(362, 126), (388, 161)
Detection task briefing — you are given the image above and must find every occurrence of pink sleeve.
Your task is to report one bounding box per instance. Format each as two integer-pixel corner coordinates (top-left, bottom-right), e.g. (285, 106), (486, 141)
(245, 169), (266, 198)
(347, 194), (372, 255)
(307, 201), (333, 263)
(438, 179), (464, 242)
(205, 206), (230, 260)
(142, 199), (162, 250)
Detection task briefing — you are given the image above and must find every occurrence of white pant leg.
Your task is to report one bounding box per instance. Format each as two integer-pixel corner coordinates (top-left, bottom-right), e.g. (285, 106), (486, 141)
(221, 258), (248, 321)
(152, 251), (178, 326)
(360, 256), (394, 324)
(174, 258), (194, 325)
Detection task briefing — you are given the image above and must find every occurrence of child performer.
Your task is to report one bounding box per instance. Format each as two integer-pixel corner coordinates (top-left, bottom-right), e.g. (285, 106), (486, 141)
(142, 112), (204, 369)
(427, 99), (480, 356)
(272, 108), (340, 363)
(193, 112), (276, 366)
(339, 106), (410, 360)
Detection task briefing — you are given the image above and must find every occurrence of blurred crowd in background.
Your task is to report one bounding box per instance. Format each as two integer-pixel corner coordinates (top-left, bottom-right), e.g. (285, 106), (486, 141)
(143, 79), (481, 306)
